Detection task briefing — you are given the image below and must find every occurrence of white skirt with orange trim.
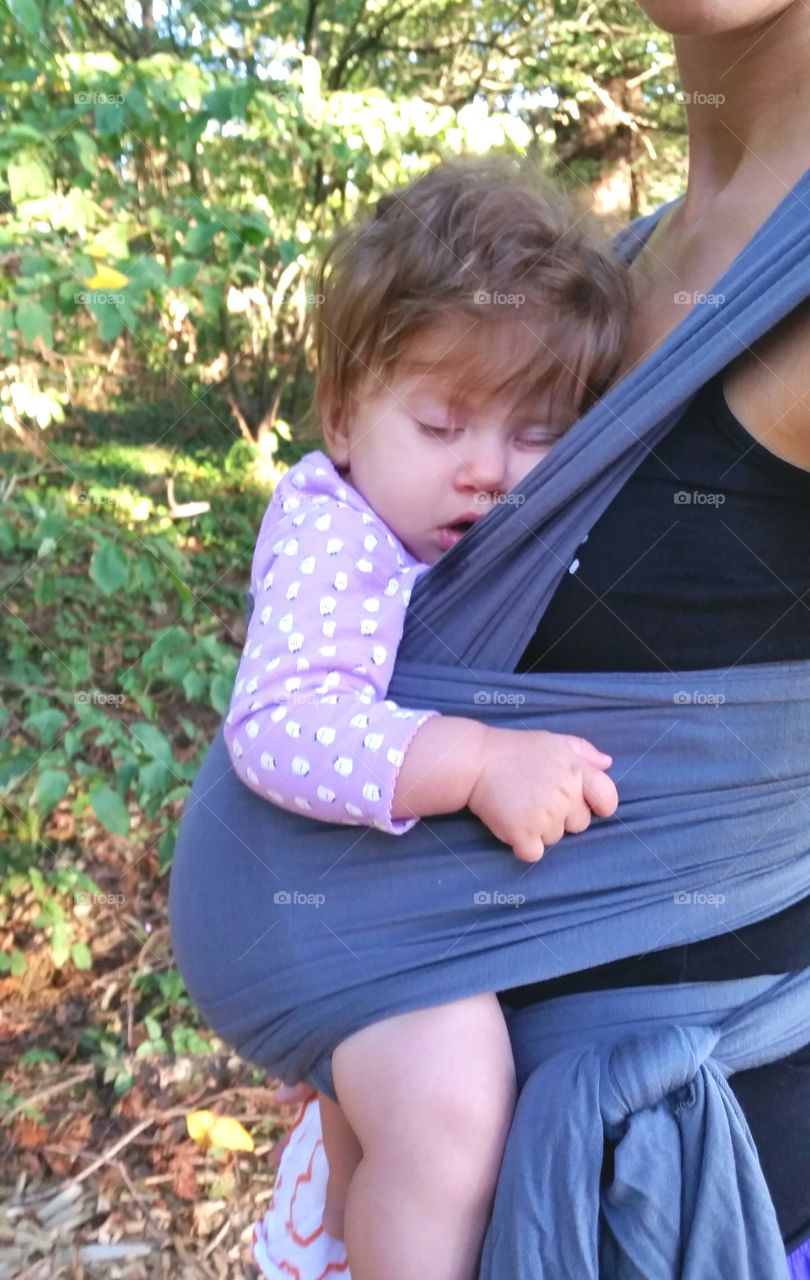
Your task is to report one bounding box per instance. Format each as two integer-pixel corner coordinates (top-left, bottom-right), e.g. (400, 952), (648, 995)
(252, 1094), (352, 1280)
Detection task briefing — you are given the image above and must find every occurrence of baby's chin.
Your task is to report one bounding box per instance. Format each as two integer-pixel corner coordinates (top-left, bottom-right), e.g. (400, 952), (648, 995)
(392, 530), (442, 567)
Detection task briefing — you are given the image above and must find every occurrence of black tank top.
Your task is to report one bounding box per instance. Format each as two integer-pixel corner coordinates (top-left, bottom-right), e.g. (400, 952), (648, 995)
(506, 369), (810, 1247)
(517, 369), (810, 673)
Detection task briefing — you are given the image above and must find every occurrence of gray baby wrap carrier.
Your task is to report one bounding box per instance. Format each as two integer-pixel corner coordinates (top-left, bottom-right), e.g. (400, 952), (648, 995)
(169, 175), (810, 1278)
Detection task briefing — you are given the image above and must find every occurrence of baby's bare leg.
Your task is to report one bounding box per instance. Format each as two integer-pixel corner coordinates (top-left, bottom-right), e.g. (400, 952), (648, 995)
(318, 1091), (362, 1239)
(332, 993), (516, 1280)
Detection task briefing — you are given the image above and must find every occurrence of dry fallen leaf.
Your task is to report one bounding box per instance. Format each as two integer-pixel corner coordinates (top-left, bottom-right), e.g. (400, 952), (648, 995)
(12, 1116), (50, 1148)
(168, 1148), (200, 1202)
(186, 1110), (254, 1153)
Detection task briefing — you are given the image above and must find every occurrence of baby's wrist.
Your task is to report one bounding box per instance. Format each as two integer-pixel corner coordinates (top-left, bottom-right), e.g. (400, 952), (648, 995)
(462, 719), (492, 805)
(391, 715), (489, 819)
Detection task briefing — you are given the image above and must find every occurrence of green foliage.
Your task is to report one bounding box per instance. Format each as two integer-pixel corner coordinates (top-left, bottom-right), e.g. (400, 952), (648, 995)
(0, 0), (685, 449)
(0, 431), (264, 977)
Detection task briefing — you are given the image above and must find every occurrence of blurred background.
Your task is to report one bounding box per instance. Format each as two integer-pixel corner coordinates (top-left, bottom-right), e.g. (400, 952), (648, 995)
(0, 2), (688, 1275)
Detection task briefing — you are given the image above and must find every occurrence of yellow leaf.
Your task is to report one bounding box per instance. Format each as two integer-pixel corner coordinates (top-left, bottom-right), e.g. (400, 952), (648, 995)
(82, 265), (129, 290)
(186, 1110), (254, 1153)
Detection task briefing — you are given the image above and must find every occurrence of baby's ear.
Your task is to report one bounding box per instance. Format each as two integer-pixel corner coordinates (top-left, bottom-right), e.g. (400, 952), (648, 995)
(320, 396), (350, 466)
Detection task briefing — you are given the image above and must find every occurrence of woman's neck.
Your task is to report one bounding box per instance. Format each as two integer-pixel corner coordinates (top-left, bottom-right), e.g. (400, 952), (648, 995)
(673, 4), (810, 224)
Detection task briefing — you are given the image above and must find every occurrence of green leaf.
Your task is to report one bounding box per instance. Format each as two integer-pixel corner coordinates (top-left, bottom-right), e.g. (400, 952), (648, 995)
(9, 950), (26, 977)
(144, 1014), (161, 1040)
(70, 942), (93, 971)
(182, 670), (206, 701)
(139, 760), (169, 794)
(8, 152), (50, 203)
(142, 626), (188, 672)
(95, 99), (126, 136)
(50, 919), (70, 968)
(126, 258), (166, 289)
(169, 257), (198, 288)
(16, 298), (53, 348)
(185, 221), (219, 257)
(209, 673), (232, 715)
(90, 298), (127, 343)
(92, 222), (131, 260)
(90, 784), (130, 835)
(0, 747), (39, 788)
(90, 539), (128, 595)
(163, 651), (190, 681)
(158, 827), (176, 870)
(20, 1048), (59, 1065)
(19, 252), (50, 276)
(72, 131), (98, 175)
(7, 0), (40, 33)
(118, 759), (139, 791)
(130, 721), (174, 765)
(68, 647), (92, 683)
(35, 769), (70, 816)
(24, 708), (68, 747)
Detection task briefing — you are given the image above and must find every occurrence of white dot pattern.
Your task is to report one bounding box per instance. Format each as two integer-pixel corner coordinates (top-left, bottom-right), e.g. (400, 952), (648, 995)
(222, 450), (438, 834)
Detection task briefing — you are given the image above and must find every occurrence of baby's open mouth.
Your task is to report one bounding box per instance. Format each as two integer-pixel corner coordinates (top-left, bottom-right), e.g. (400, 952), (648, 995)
(436, 518), (479, 551)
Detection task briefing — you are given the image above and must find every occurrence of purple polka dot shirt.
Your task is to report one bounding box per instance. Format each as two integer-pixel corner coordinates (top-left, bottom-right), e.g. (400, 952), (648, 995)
(224, 451), (440, 834)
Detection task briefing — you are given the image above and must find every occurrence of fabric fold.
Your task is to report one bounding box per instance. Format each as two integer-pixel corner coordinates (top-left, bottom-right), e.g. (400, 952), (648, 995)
(481, 973), (810, 1279)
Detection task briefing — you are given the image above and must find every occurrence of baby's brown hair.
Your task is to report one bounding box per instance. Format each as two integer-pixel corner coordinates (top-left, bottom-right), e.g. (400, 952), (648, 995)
(312, 155), (632, 437)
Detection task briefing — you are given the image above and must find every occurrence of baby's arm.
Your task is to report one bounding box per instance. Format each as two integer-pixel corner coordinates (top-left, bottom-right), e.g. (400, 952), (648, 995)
(224, 484), (440, 833)
(393, 715), (618, 862)
(225, 466), (618, 852)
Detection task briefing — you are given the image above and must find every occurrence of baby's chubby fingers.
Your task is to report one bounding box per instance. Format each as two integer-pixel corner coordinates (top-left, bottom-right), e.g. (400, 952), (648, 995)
(510, 834), (546, 864)
(581, 764), (619, 818)
(568, 736), (613, 768)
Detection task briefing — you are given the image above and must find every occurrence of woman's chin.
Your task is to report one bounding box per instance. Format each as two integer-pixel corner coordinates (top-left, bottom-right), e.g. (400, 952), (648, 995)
(636, 0), (797, 37)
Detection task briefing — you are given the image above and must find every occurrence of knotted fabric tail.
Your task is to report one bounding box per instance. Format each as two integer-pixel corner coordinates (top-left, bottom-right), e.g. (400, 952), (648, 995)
(480, 971), (810, 1279)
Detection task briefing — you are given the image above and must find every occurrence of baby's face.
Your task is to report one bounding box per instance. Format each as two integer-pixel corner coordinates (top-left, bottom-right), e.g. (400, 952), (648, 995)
(325, 364), (575, 566)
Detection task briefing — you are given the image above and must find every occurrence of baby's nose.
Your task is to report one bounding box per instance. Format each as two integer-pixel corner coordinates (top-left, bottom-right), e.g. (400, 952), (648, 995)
(462, 444), (508, 490)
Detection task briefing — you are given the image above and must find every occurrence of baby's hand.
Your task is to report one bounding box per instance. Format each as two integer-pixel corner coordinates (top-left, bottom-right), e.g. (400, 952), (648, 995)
(467, 727), (618, 864)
